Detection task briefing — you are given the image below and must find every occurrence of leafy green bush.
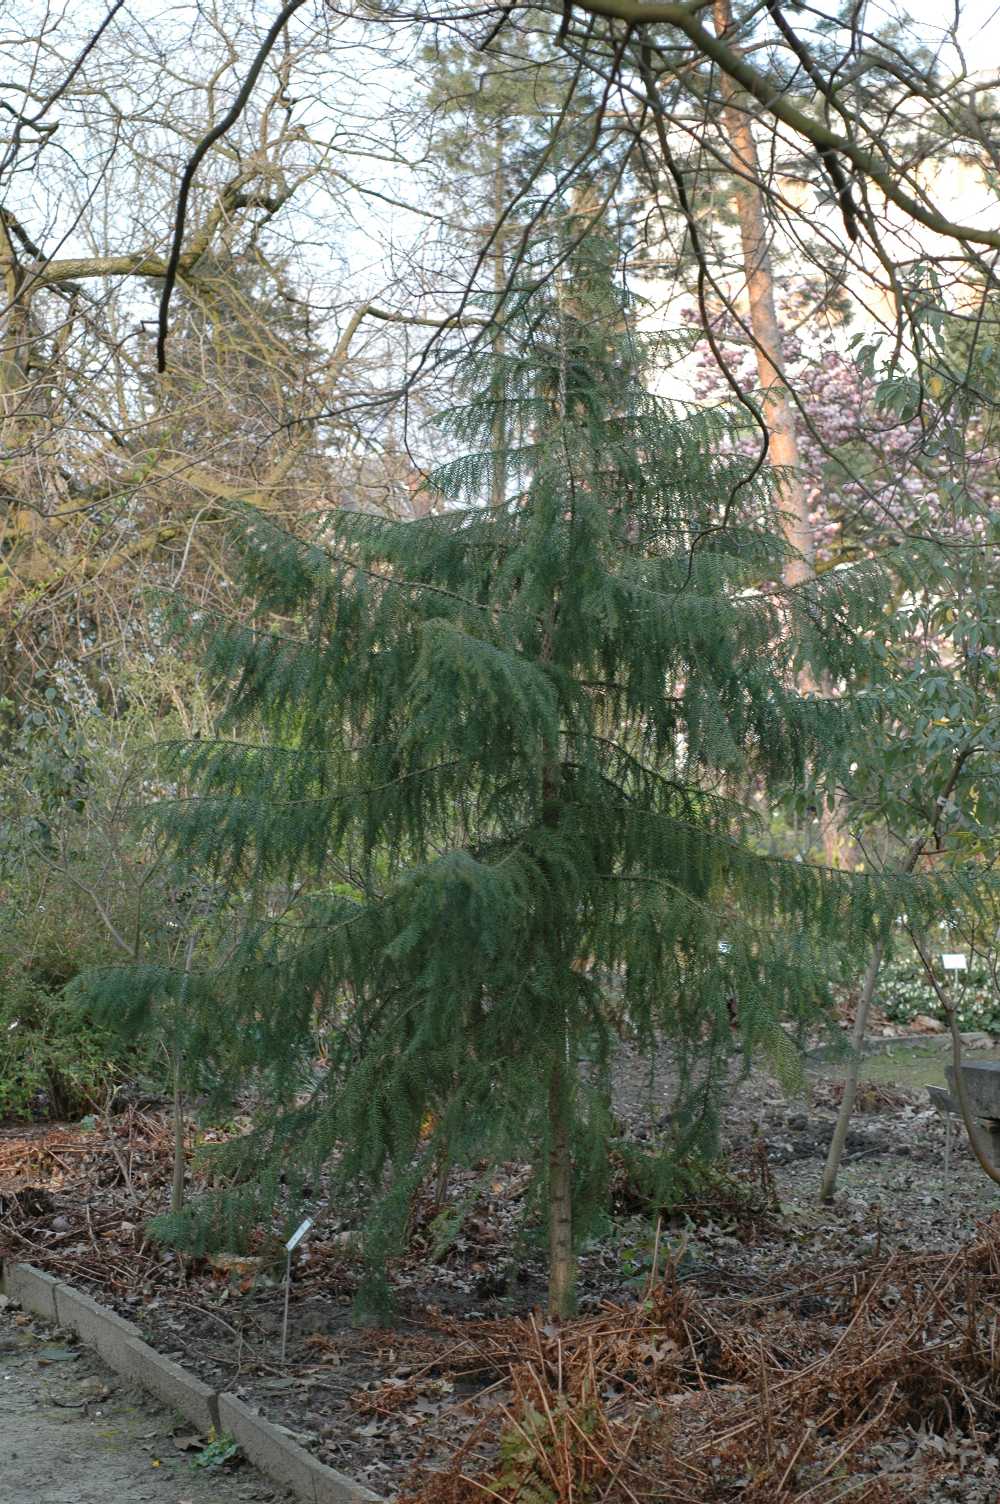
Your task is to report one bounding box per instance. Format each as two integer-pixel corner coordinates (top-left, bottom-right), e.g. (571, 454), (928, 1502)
(0, 850), (156, 1119)
(0, 969), (124, 1120)
(0, 695), (168, 1119)
(878, 947), (1000, 1034)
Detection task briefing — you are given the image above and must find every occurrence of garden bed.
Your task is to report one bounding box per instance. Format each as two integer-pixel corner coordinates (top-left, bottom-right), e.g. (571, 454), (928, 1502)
(3, 1039), (1000, 1500)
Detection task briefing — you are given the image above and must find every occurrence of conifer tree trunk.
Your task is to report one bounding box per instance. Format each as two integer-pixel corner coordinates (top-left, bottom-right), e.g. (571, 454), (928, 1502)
(491, 140), (507, 510)
(171, 1045), (186, 1217)
(547, 1051), (576, 1318)
(711, 0), (813, 590)
(170, 932), (196, 1217)
(542, 754), (575, 1317)
(542, 269), (577, 1321)
(712, 0), (845, 866)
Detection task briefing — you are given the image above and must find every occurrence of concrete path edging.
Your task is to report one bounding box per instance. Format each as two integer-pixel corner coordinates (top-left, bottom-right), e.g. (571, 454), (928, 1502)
(1, 1260), (382, 1504)
(219, 1392), (381, 1504)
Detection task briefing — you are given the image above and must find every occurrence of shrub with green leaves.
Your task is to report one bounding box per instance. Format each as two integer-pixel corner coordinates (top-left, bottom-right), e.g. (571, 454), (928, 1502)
(0, 696), (191, 1119)
(0, 702), (122, 1117)
(0, 968), (118, 1120)
(878, 946), (1000, 1034)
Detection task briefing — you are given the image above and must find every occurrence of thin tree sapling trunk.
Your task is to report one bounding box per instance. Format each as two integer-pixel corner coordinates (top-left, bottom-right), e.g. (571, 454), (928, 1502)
(547, 1051), (576, 1319)
(819, 748), (972, 1200)
(819, 938), (884, 1203)
(912, 934), (1000, 1187)
(170, 932), (196, 1217)
(171, 1045), (186, 1217)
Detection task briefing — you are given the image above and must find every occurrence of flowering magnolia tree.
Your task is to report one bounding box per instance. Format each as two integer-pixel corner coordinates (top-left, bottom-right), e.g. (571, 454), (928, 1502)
(682, 288), (1000, 1196)
(684, 295), (999, 572)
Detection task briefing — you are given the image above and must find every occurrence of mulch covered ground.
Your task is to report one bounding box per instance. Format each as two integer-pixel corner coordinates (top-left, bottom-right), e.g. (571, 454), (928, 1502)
(3, 1052), (1000, 1502)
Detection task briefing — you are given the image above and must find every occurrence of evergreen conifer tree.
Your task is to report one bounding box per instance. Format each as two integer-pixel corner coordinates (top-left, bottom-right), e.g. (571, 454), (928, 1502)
(81, 211), (905, 1318)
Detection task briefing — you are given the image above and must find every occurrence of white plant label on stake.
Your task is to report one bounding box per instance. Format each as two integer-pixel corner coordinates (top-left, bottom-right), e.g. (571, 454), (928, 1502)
(285, 1217), (314, 1252)
(281, 1218), (315, 1362)
(941, 954), (968, 972)
(718, 941), (731, 954)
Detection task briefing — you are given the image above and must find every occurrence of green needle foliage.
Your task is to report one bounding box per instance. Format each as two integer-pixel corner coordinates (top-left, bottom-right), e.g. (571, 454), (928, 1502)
(80, 215), (913, 1318)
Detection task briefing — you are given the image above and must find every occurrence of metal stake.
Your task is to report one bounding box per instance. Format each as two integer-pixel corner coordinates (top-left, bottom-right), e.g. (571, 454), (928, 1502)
(279, 1216), (314, 1364)
(281, 1247), (292, 1362)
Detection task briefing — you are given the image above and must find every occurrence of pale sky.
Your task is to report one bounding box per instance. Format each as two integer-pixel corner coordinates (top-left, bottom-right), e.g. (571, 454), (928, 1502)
(5, 1), (1000, 347)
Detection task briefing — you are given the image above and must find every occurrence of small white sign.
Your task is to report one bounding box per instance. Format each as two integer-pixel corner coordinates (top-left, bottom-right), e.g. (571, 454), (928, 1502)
(285, 1217), (314, 1252)
(941, 953), (968, 972)
(718, 941), (731, 954)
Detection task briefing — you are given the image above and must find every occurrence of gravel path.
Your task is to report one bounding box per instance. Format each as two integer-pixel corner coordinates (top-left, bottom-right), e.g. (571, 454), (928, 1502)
(0, 1302), (289, 1504)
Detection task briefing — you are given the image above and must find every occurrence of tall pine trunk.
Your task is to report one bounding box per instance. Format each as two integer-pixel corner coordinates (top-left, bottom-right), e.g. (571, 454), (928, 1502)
(542, 266), (577, 1321)
(491, 137), (507, 510)
(712, 0), (845, 866)
(712, 0), (813, 588)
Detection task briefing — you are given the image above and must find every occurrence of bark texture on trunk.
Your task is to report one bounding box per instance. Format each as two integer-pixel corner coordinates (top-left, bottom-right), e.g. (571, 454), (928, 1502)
(171, 1048), (186, 1217)
(491, 152), (507, 512)
(547, 1055), (576, 1319)
(0, 213), (30, 420)
(170, 934), (196, 1217)
(819, 939), (884, 1203)
(712, 0), (813, 590)
(711, 0), (851, 865)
